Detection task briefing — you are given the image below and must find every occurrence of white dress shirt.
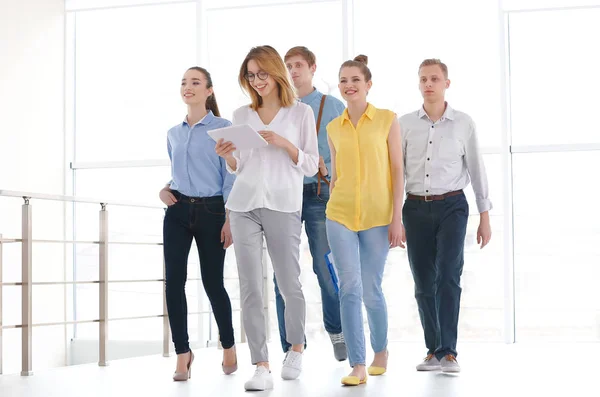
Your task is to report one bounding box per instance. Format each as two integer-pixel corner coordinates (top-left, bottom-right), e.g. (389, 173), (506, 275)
(225, 101), (319, 213)
(399, 104), (492, 213)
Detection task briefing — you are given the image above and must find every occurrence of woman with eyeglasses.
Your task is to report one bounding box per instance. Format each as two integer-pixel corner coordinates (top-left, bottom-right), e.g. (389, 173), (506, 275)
(215, 45), (319, 391)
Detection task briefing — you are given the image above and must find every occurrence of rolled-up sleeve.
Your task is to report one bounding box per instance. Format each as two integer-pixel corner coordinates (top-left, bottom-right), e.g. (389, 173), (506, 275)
(464, 119), (492, 213)
(166, 135), (173, 186)
(292, 105), (319, 176)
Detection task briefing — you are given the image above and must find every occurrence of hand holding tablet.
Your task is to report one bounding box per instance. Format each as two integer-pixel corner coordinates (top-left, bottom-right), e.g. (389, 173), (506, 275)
(208, 124), (268, 151)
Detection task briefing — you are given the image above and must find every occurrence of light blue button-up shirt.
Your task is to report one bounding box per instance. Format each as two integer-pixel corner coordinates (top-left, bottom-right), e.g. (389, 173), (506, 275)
(300, 88), (346, 184)
(167, 111), (235, 201)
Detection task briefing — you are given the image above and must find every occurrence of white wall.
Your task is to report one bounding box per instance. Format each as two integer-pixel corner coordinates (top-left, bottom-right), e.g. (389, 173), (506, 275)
(0, 0), (67, 374)
(0, 0), (66, 194)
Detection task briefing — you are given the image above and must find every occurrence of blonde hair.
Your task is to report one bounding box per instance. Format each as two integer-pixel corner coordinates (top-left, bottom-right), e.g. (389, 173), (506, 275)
(284, 46), (317, 67)
(419, 59), (448, 79)
(238, 45), (297, 111)
(339, 54), (372, 81)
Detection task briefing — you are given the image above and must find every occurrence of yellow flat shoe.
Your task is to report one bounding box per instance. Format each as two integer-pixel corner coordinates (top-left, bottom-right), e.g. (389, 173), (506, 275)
(367, 366), (386, 376)
(341, 375), (367, 386)
(368, 350), (389, 375)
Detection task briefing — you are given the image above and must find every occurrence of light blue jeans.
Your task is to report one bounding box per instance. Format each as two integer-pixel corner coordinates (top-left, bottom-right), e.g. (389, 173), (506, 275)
(326, 219), (390, 367)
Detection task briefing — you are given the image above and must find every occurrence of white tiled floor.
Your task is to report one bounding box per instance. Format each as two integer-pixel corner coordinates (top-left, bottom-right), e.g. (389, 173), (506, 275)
(0, 342), (595, 396)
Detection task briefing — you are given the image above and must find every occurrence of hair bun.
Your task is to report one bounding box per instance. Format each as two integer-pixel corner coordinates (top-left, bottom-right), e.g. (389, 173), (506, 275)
(353, 54), (368, 65)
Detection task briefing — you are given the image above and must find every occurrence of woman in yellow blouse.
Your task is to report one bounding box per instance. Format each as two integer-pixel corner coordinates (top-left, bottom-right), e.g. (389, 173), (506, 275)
(326, 55), (405, 386)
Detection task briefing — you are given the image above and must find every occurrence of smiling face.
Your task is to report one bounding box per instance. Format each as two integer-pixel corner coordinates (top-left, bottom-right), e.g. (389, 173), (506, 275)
(246, 59), (279, 99)
(180, 68), (213, 106)
(239, 45), (296, 111)
(419, 64), (450, 103)
(338, 66), (372, 103)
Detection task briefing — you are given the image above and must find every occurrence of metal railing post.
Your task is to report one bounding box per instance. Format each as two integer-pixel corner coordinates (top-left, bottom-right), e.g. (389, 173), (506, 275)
(162, 257), (170, 357)
(21, 198), (33, 376)
(98, 203), (108, 366)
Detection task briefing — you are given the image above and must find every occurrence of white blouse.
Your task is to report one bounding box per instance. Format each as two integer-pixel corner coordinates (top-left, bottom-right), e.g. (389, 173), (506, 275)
(225, 101), (319, 213)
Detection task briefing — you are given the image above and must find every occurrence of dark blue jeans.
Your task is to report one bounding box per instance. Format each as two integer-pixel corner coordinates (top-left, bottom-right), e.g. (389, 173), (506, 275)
(163, 191), (234, 354)
(403, 192), (469, 359)
(273, 182), (342, 352)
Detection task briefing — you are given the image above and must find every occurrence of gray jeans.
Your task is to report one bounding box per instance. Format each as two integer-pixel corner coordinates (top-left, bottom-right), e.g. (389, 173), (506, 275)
(229, 208), (305, 364)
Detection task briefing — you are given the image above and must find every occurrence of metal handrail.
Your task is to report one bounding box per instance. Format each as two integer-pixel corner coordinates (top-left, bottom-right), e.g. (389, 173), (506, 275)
(0, 238), (163, 245)
(0, 309), (242, 329)
(0, 276), (240, 286)
(0, 189), (254, 377)
(0, 189), (162, 209)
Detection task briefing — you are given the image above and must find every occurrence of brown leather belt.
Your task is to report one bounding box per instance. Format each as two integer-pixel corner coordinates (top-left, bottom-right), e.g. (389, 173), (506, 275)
(406, 190), (463, 202)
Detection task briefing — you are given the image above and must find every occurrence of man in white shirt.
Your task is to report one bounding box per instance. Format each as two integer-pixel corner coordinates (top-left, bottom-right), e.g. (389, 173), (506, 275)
(399, 59), (492, 373)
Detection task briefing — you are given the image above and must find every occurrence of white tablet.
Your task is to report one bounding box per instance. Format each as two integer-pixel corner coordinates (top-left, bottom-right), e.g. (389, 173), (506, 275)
(207, 124), (268, 151)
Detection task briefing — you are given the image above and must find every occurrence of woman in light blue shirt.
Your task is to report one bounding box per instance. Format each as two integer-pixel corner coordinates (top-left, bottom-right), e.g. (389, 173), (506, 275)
(159, 67), (237, 381)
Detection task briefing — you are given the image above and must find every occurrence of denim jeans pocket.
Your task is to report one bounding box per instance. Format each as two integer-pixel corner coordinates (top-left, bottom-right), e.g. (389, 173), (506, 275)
(203, 200), (226, 215)
(316, 192), (330, 203)
(165, 200), (179, 213)
(315, 184), (330, 203)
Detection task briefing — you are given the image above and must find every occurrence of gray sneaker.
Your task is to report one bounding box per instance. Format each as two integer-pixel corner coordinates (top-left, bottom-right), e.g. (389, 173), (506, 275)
(440, 354), (461, 373)
(416, 354), (441, 371)
(328, 333), (347, 361)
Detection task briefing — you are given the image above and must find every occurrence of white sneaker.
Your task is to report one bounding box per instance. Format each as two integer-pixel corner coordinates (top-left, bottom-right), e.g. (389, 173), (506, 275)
(440, 354), (461, 373)
(281, 350), (303, 380)
(244, 366), (274, 391)
(416, 354), (442, 371)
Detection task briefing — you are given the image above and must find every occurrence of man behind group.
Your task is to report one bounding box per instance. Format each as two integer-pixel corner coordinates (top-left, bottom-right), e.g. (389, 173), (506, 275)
(271, 46), (347, 361)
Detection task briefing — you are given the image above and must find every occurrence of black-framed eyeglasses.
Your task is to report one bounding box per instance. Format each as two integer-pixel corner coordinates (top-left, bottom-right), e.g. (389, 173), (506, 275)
(245, 71), (269, 82)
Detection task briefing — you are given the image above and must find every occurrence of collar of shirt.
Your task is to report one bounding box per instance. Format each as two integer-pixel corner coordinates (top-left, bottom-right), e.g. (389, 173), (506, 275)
(182, 110), (214, 127)
(341, 102), (376, 125)
(418, 102), (455, 122)
(300, 87), (321, 105)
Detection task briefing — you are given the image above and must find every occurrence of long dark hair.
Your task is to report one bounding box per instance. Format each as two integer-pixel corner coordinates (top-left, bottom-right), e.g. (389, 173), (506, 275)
(187, 66), (221, 117)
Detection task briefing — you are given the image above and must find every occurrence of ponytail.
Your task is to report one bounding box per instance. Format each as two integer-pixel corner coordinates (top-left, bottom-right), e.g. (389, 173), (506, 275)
(187, 66), (221, 117)
(206, 92), (220, 117)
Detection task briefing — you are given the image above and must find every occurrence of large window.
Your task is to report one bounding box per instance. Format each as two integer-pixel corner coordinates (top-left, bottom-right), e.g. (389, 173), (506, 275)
(66, 0), (507, 353)
(67, 1), (202, 363)
(73, 2), (196, 163)
(509, 7), (600, 340)
(354, 0), (504, 149)
(509, 7), (600, 146)
(204, 0), (344, 119)
(49, 1), (600, 375)
(513, 152), (600, 341)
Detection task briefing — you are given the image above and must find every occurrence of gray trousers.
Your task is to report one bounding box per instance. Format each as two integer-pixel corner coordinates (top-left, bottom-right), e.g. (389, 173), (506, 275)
(229, 208), (305, 364)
